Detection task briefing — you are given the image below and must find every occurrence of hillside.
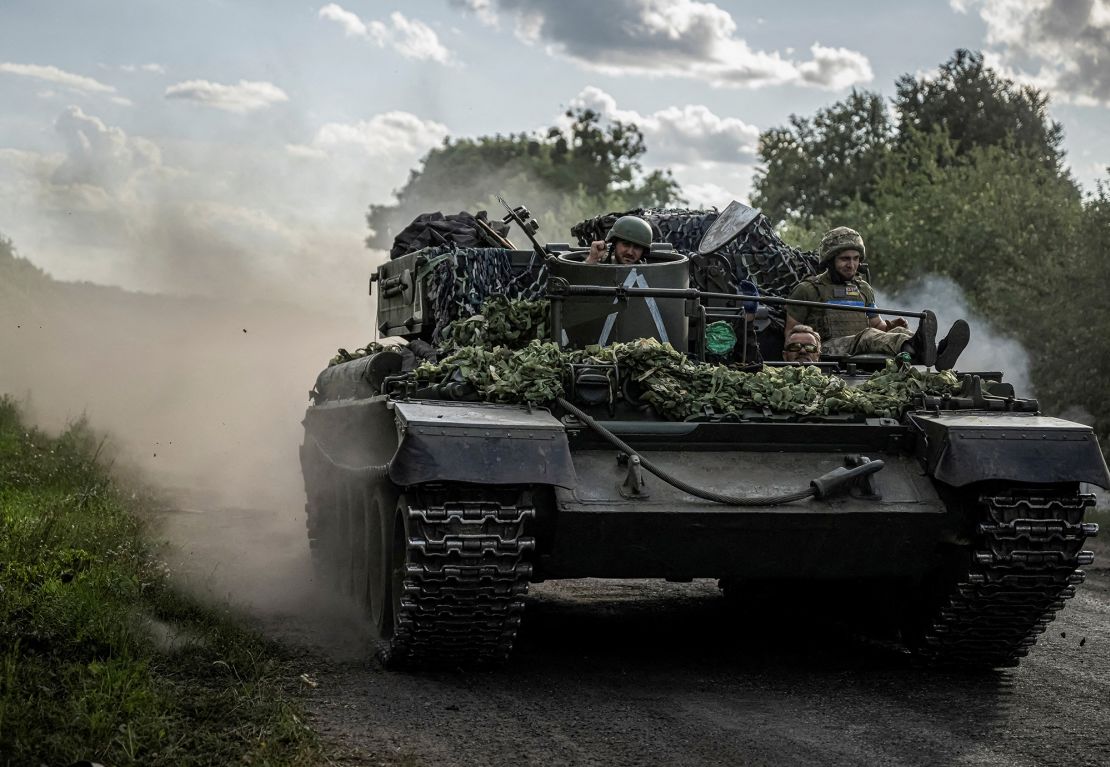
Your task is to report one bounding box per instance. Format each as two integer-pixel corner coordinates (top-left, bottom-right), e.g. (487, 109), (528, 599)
(0, 237), (368, 509)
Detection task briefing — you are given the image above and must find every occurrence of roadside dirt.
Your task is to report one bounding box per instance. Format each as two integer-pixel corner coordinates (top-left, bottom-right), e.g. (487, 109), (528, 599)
(161, 508), (1110, 767)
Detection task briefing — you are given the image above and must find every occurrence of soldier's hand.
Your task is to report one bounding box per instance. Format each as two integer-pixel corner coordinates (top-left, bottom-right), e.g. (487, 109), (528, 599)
(887, 317), (909, 330)
(586, 241), (606, 264)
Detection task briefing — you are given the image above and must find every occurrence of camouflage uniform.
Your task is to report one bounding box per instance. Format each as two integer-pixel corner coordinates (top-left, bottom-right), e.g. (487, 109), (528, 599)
(787, 227), (912, 357)
(788, 273), (912, 356)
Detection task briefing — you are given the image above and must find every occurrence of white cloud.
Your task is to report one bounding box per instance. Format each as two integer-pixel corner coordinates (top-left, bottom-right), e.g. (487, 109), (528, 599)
(568, 87), (759, 165)
(954, 0), (1110, 106)
(797, 44), (874, 90)
(0, 106), (448, 306)
(450, 0), (499, 27)
(51, 105), (161, 189)
(318, 3), (367, 36)
(164, 79), (289, 113)
(561, 88), (760, 207)
(120, 62), (166, 75)
(316, 114), (448, 155)
(455, 0), (871, 89)
(318, 4), (455, 64)
(674, 162), (757, 209)
(0, 62), (117, 93)
(682, 180), (742, 209)
(288, 111), (449, 159)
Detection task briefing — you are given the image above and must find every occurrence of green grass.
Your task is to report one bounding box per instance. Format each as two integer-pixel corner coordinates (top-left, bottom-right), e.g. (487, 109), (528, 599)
(0, 396), (322, 766)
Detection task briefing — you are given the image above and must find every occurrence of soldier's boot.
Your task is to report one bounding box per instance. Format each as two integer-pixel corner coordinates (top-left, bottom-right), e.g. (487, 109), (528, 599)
(900, 310), (938, 367)
(935, 319), (971, 371)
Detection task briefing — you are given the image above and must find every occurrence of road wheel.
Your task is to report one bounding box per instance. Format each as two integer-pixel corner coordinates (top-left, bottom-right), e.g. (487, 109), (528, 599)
(367, 482), (399, 636)
(375, 494), (410, 667)
(348, 481), (370, 608)
(303, 443), (338, 584)
(331, 476), (356, 596)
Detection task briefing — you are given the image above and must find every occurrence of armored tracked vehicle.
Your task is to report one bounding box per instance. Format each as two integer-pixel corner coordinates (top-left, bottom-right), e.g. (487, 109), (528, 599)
(301, 201), (1108, 669)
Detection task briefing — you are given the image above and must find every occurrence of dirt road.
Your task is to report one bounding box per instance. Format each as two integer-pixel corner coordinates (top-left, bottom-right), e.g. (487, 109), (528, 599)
(162, 506), (1110, 767)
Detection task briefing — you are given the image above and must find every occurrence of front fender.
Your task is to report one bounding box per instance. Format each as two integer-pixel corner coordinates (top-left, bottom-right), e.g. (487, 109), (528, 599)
(910, 412), (1110, 488)
(388, 400), (577, 488)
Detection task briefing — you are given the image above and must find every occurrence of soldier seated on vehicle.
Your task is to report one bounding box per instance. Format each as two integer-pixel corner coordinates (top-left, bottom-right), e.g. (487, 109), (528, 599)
(585, 215), (652, 265)
(783, 324), (821, 364)
(784, 227), (971, 370)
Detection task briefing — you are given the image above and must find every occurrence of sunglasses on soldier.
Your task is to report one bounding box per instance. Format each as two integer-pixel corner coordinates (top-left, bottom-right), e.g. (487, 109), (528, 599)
(784, 342), (819, 352)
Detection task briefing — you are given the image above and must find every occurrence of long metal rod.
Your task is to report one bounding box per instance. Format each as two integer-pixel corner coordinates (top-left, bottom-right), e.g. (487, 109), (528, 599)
(552, 283), (927, 320)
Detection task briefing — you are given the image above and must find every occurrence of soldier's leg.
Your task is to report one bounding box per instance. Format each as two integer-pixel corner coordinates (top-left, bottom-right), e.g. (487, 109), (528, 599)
(935, 320), (971, 370)
(848, 327), (912, 355)
(821, 335), (857, 356)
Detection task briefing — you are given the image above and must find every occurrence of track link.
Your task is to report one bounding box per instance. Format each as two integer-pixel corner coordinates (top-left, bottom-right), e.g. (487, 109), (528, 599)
(382, 487), (535, 667)
(922, 488), (1098, 667)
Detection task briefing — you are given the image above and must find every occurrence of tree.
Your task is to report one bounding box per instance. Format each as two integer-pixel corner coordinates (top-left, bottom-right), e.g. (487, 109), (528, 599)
(754, 51), (1069, 228)
(751, 90), (892, 225)
(894, 49), (1064, 171)
(1042, 181), (1110, 447)
(365, 108), (681, 250)
(857, 133), (1083, 323)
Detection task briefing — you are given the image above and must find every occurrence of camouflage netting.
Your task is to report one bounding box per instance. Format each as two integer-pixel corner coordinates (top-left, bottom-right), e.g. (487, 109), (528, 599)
(330, 342), (386, 367)
(412, 298), (961, 420)
(388, 210), (510, 260)
(421, 246), (548, 342)
(570, 208), (819, 299)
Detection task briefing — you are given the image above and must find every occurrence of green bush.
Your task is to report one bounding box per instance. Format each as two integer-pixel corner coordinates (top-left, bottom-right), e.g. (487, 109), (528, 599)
(0, 396), (319, 766)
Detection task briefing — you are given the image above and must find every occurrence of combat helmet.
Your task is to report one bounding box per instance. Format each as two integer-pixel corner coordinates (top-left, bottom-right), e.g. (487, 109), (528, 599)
(819, 226), (866, 266)
(605, 215), (653, 250)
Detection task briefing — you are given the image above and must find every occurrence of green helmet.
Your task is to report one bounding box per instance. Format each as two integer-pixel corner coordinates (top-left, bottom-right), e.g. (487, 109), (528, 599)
(605, 215), (653, 250)
(819, 226), (866, 265)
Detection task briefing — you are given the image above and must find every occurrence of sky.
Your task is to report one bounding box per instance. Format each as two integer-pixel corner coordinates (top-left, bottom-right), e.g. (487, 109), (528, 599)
(1, 0), (1108, 309)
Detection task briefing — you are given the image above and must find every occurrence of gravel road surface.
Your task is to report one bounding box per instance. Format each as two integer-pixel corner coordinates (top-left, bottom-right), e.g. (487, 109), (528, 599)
(162, 506), (1110, 767)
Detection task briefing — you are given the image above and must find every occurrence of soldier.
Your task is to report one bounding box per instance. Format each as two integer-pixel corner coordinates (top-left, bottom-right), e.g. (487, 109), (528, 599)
(586, 215), (653, 265)
(785, 227), (970, 370)
(783, 324), (821, 364)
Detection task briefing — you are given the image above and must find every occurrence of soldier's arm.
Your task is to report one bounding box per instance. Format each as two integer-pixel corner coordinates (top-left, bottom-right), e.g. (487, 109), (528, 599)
(784, 283), (816, 338)
(861, 282), (907, 331)
(870, 315), (908, 331)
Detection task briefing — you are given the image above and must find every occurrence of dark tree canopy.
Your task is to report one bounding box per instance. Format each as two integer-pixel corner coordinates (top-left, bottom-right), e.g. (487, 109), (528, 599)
(894, 49), (1064, 170)
(753, 50), (1069, 226)
(751, 90), (892, 225)
(366, 107), (681, 250)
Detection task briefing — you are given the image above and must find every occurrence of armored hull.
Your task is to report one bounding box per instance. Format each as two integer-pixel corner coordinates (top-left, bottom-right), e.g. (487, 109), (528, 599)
(302, 387), (1107, 669)
(302, 228), (1108, 669)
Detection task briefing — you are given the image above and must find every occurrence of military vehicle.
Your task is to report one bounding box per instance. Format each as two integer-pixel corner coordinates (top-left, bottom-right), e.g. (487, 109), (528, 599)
(300, 200), (1108, 669)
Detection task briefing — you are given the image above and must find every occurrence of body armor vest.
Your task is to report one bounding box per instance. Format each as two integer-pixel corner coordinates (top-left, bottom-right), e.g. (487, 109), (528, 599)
(803, 273), (872, 340)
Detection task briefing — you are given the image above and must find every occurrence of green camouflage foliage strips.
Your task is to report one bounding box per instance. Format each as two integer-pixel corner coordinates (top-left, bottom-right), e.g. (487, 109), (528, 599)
(441, 296), (550, 351)
(414, 336), (961, 420)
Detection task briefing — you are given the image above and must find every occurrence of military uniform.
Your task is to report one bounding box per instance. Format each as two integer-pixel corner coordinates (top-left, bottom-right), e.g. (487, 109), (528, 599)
(787, 272), (912, 357)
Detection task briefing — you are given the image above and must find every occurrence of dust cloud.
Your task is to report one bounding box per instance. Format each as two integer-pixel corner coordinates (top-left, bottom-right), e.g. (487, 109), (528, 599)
(0, 245), (378, 628)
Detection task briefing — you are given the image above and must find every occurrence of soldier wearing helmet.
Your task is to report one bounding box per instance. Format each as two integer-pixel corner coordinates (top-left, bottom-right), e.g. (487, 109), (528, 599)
(784, 226), (970, 370)
(586, 215), (653, 265)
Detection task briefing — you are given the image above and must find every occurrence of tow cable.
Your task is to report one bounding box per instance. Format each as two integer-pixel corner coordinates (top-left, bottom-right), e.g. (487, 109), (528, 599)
(555, 396), (884, 507)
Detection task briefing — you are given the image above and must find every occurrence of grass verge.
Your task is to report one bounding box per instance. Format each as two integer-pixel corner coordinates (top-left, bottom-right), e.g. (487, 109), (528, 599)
(0, 396), (322, 766)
